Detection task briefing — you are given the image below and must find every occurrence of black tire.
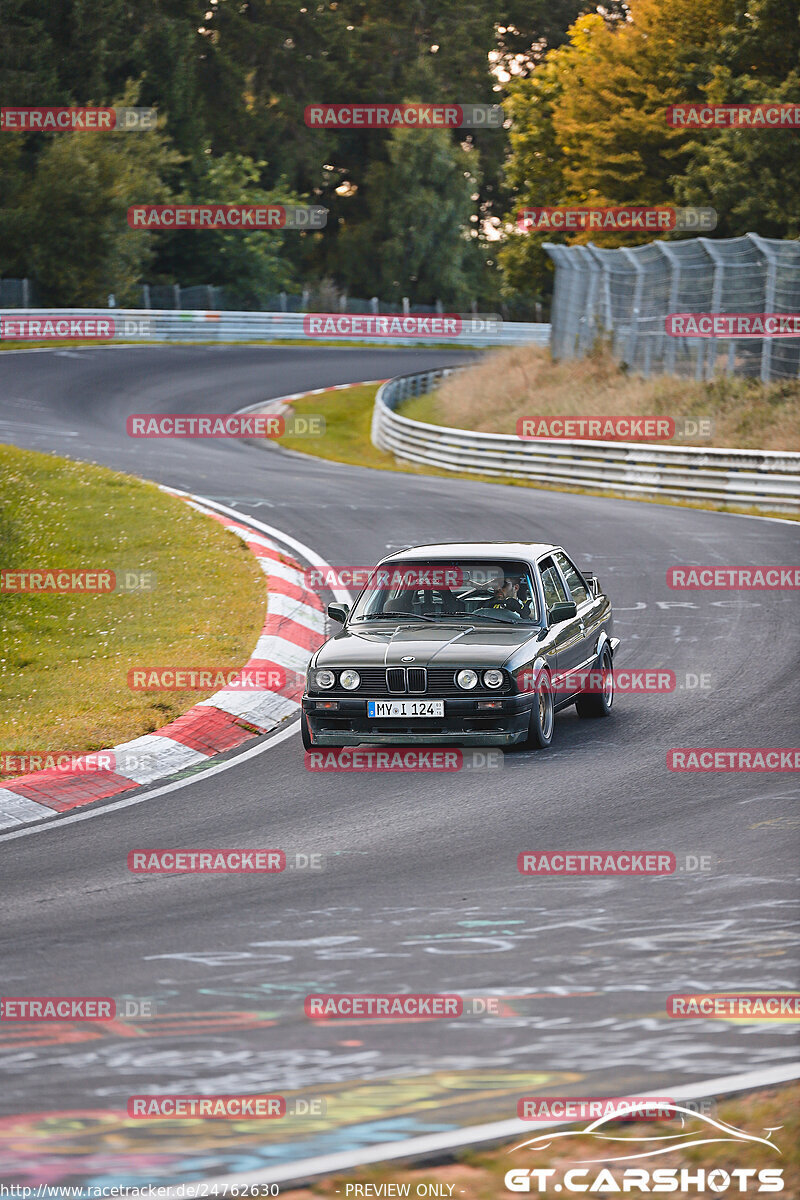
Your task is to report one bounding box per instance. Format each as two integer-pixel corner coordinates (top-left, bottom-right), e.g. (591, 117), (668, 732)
(300, 711), (313, 750)
(525, 669), (555, 749)
(576, 648), (614, 718)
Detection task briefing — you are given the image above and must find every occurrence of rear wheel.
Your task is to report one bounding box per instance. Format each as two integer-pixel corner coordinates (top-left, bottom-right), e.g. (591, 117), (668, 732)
(576, 647), (614, 718)
(525, 670), (554, 749)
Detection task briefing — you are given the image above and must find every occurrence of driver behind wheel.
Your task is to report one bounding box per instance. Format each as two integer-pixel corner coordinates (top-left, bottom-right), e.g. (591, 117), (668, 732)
(490, 575), (532, 618)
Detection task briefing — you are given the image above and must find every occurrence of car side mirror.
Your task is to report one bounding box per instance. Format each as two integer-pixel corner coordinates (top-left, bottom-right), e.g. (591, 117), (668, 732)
(549, 600), (578, 626)
(327, 602), (350, 624)
(584, 570), (600, 598)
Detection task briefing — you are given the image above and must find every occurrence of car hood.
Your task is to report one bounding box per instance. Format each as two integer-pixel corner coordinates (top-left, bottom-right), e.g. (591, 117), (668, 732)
(317, 622), (539, 667)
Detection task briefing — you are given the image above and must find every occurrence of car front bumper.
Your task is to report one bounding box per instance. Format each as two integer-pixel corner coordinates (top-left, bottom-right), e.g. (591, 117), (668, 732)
(302, 694), (533, 746)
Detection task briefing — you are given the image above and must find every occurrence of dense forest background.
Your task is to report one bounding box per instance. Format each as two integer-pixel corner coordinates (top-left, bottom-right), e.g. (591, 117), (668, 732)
(1, 0), (797, 311)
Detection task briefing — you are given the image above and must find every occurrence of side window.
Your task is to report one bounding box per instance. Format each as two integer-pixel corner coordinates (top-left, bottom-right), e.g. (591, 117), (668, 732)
(538, 556), (568, 612)
(555, 551), (589, 605)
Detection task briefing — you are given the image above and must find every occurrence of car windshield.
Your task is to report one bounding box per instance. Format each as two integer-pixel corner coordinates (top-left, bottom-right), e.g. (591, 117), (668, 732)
(349, 559), (539, 624)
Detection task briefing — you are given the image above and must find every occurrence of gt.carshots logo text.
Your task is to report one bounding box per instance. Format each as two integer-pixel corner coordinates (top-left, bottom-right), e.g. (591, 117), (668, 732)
(127, 204), (327, 229)
(0, 997), (115, 1020)
(668, 566), (800, 589)
(304, 566), (464, 589)
(517, 207), (716, 232)
(304, 103), (502, 129)
(666, 313), (800, 337)
(668, 993), (800, 1019)
(668, 748), (800, 772)
(0, 106), (156, 131)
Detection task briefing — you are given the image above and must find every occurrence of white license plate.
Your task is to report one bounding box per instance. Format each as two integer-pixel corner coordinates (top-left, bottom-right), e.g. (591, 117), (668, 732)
(367, 699), (444, 718)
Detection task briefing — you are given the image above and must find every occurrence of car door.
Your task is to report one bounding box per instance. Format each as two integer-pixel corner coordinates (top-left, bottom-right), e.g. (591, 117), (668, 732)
(553, 549), (601, 670)
(535, 554), (586, 698)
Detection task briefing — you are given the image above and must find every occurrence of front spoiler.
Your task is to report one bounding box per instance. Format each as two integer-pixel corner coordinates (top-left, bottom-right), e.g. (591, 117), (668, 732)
(308, 728), (529, 747)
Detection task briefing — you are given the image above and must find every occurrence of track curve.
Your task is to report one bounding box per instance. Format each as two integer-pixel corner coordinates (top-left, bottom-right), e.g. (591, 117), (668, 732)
(0, 345), (798, 1187)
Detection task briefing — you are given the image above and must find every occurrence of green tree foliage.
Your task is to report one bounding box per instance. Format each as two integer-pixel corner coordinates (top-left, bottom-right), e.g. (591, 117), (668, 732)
(20, 89), (180, 305)
(332, 125), (486, 307)
(155, 154), (304, 306)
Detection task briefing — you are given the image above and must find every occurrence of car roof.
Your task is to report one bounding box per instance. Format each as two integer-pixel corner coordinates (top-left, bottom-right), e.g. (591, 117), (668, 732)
(379, 542), (558, 564)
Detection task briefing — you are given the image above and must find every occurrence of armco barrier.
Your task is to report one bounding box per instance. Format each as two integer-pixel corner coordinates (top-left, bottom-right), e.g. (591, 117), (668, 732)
(370, 369), (800, 513)
(0, 308), (551, 348)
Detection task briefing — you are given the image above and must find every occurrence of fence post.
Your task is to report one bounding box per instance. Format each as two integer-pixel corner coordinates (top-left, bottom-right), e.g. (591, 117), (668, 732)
(402, 297), (410, 314)
(697, 238), (727, 380)
(141, 284), (151, 309)
(279, 291), (287, 312)
(301, 287), (310, 311)
(371, 296), (379, 314)
(747, 233), (776, 383)
(173, 284), (181, 310)
(21, 278), (31, 308)
(620, 247), (644, 369)
(655, 242), (681, 375)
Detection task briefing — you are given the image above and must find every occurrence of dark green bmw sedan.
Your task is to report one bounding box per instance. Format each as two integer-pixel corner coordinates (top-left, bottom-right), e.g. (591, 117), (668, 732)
(301, 542), (619, 751)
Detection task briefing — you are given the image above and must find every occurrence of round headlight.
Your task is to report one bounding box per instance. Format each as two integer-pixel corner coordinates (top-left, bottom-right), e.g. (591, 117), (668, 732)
(315, 668), (336, 690)
(339, 669), (361, 691)
(456, 668), (478, 690)
(483, 669), (505, 689)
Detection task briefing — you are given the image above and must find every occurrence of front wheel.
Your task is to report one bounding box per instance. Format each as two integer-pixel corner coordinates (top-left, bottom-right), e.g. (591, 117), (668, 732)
(576, 648), (614, 718)
(525, 670), (554, 749)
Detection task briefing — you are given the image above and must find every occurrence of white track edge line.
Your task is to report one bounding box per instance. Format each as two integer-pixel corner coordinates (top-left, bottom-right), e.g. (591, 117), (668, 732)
(163, 1062), (800, 1193)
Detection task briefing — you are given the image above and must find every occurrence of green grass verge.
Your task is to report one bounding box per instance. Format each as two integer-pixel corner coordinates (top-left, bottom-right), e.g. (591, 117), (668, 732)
(275, 384), (797, 520)
(0, 444), (266, 773)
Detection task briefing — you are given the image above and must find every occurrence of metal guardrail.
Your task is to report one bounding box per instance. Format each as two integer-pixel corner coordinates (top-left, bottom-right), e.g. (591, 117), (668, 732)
(0, 308), (551, 348)
(371, 369), (800, 513)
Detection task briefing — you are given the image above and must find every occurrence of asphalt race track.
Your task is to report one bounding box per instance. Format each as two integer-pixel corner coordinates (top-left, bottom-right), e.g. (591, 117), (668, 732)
(1, 345), (798, 1187)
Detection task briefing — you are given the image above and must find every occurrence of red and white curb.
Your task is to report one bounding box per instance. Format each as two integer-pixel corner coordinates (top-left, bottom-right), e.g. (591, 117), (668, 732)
(0, 494), (326, 830)
(236, 379), (387, 424)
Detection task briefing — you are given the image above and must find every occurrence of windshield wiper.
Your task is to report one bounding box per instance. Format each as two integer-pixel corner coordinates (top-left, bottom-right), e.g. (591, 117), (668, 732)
(469, 612), (532, 625)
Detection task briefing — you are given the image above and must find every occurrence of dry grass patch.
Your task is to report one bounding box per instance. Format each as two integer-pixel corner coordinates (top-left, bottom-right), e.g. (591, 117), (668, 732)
(399, 345), (800, 451)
